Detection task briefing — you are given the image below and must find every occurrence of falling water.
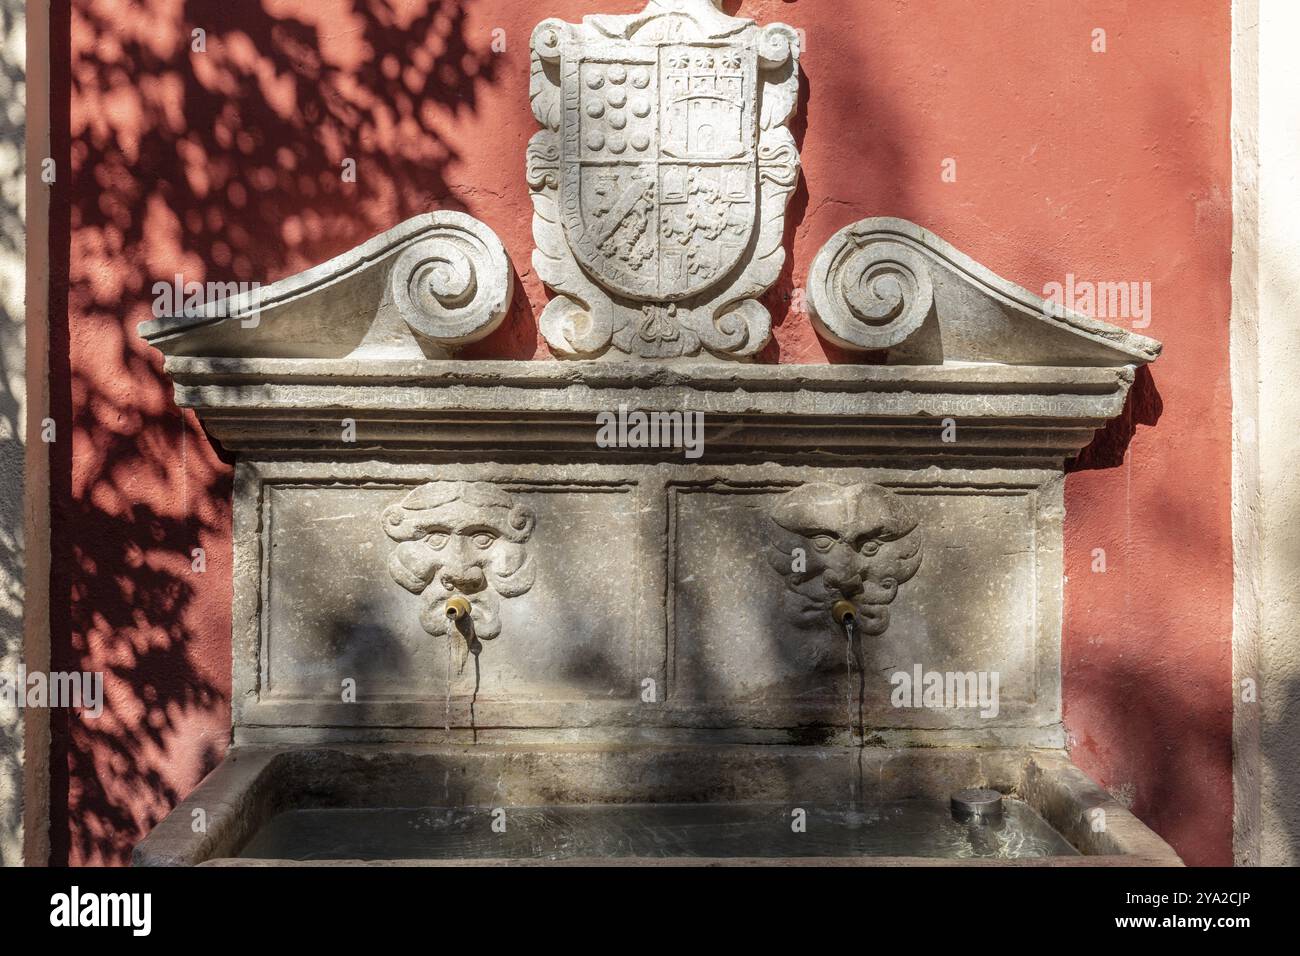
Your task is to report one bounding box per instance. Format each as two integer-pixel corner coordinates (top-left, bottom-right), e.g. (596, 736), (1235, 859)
(841, 614), (868, 819)
(444, 636), (454, 732)
(470, 646), (481, 745)
(843, 618), (855, 746)
(445, 605), (481, 744)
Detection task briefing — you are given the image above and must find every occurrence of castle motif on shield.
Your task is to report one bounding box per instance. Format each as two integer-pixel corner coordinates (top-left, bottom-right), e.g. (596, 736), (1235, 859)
(527, 0), (802, 360)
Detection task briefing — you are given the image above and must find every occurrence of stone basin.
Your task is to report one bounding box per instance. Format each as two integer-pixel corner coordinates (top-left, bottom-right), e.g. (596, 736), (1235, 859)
(132, 746), (1182, 866)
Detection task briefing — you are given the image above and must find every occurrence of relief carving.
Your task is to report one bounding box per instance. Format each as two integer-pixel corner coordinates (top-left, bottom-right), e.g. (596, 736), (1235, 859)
(387, 213), (514, 350)
(528, 0), (801, 360)
(382, 482), (536, 672)
(767, 484), (923, 635)
(807, 227), (935, 352)
(805, 217), (1165, 365)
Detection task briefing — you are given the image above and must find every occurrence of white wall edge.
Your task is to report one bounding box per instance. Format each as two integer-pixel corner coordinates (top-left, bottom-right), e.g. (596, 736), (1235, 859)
(1230, 0), (1262, 868)
(1255, 0), (1300, 868)
(1233, 0), (1300, 868)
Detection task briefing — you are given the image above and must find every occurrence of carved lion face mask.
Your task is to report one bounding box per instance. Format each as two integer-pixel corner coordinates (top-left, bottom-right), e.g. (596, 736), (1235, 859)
(382, 482), (536, 672)
(768, 483), (923, 636)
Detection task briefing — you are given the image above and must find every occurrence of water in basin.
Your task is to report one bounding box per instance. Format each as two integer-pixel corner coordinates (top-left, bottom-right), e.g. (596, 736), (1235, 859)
(237, 798), (1078, 861)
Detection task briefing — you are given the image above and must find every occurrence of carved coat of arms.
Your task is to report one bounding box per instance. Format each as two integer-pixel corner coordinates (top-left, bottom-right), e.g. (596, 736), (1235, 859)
(528, 0), (801, 360)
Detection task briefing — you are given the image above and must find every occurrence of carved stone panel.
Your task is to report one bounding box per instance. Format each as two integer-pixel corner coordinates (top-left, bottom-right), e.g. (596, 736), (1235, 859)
(669, 480), (1055, 731)
(236, 461), (1062, 744)
(528, 0), (801, 360)
(257, 481), (641, 707)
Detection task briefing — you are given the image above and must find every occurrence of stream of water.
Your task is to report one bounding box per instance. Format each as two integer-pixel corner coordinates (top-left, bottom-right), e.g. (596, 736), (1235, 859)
(841, 615), (868, 811)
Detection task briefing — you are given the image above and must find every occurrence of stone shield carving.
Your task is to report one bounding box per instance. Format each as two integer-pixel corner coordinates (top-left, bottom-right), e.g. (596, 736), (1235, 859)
(382, 482), (536, 673)
(767, 484), (923, 636)
(528, 0), (801, 360)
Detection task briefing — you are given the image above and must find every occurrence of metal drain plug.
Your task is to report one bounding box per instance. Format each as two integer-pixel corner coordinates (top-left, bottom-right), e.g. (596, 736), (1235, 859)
(951, 788), (1005, 824)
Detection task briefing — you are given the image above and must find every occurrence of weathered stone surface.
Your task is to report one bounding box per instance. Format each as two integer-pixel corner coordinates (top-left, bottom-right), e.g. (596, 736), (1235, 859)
(808, 217), (1163, 365)
(229, 461), (1066, 743)
(137, 213), (1163, 758)
(258, 479), (639, 708)
(157, 358), (1143, 461)
(137, 211), (513, 359)
(136, 212), (1163, 752)
(528, 0), (801, 360)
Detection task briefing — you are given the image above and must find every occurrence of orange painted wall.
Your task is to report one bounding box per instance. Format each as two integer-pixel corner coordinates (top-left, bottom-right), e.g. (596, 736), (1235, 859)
(50, 0), (1233, 864)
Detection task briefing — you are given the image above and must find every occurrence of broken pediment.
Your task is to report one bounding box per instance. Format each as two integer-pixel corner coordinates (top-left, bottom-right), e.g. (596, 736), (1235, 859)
(137, 211), (513, 360)
(136, 2), (1160, 466)
(136, 211), (1162, 465)
(136, 210), (1160, 376)
(808, 217), (1161, 367)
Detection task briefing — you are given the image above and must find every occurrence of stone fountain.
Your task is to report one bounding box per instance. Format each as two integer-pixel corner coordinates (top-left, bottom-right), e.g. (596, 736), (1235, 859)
(133, 0), (1179, 865)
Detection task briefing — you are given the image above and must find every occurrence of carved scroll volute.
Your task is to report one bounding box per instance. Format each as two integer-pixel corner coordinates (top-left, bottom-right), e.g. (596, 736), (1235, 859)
(388, 212), (513, 350)
(808, 225), (936, 352)
(767, 483), (923, 636)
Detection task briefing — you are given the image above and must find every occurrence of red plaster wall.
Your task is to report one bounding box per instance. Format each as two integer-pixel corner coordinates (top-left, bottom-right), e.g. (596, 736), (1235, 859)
(49, 0), (1234, 864)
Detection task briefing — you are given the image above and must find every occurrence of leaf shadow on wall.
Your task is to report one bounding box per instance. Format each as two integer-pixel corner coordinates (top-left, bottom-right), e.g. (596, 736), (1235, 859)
(47, 0), (500, 865)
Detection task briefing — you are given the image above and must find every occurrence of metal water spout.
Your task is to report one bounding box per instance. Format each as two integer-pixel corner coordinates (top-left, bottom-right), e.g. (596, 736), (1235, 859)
(832, 600), (865, 745)
(832, 599), (858, 632)
(443, 595), (479, 660)
(444, 594), (471, 620)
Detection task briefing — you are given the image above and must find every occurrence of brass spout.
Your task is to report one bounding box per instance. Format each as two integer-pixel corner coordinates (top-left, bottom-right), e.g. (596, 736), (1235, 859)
(831, 600), (858, 627)
(444, 596), (472, 621)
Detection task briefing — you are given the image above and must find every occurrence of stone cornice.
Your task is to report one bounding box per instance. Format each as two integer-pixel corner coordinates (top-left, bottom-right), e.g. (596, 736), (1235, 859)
(163, 357), (1137, 461)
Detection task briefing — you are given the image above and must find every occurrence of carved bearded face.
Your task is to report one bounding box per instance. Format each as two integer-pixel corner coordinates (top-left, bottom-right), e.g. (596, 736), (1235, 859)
(382, 483), (536, 662)
(768, 483), (922, 636)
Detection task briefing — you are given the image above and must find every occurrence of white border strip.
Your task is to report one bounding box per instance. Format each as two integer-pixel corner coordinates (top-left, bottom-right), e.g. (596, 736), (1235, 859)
(1230, 0), (1262, 868)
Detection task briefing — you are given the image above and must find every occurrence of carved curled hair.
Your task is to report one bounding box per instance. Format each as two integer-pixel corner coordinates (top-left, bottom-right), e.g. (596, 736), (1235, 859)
(382, 481), (535, 544)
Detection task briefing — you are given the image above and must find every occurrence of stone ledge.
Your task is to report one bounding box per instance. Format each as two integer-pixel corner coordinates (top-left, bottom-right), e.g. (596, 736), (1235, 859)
(163, 359), (1137, 460)
(164, 357), (1137, 391)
